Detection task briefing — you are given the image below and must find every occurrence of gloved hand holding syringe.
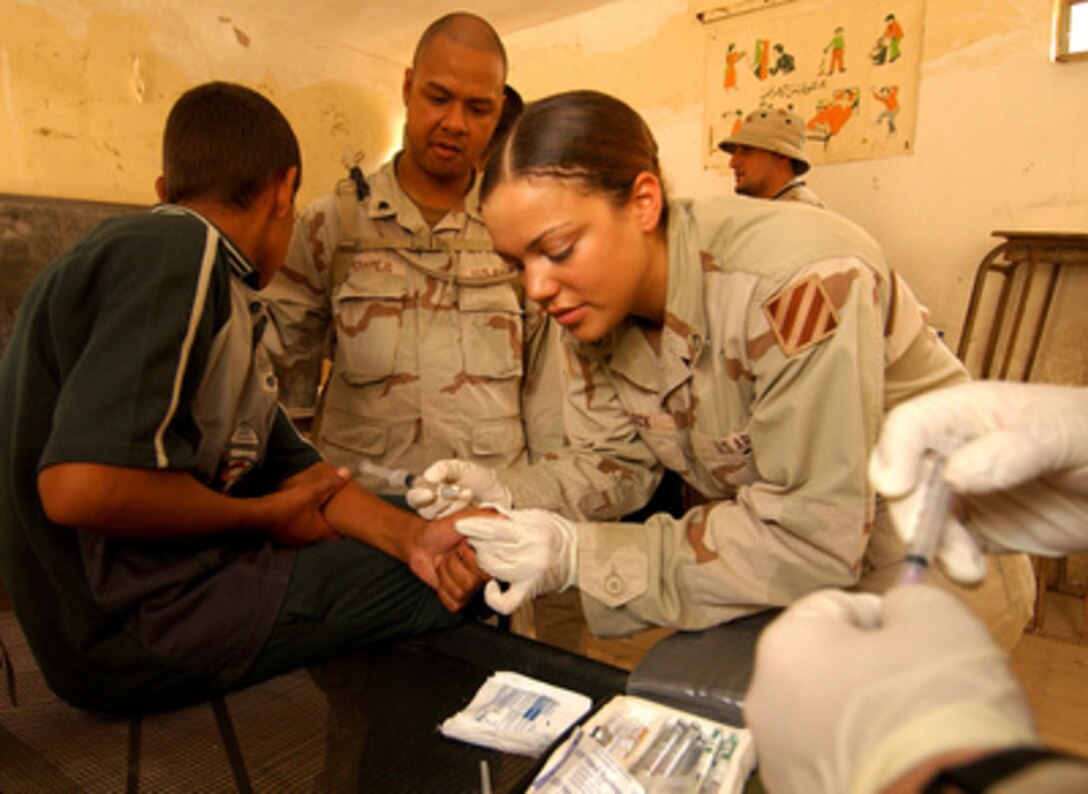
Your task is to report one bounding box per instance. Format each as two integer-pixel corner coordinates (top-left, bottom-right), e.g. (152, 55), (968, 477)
(748, 381), (1088, 794)
(403, 459), (514, 520)
(358, 460), (466, 501)
(872, 381), (1088, 586)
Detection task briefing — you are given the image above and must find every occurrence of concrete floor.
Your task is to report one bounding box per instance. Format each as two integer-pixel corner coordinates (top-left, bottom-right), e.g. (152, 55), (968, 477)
(1010, 592), (1088, 758)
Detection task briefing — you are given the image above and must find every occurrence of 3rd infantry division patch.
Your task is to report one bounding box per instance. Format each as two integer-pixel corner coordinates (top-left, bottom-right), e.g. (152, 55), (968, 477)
(763, 274), (840, 357)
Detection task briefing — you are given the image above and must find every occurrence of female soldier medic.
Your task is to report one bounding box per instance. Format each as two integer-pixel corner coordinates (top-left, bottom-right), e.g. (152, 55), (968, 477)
(418, 90), (1034, 650)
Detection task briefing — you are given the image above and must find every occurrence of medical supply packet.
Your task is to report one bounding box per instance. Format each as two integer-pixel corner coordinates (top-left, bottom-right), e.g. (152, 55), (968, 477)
(438, 670), (592, 757)
(530, 695), (757, 794)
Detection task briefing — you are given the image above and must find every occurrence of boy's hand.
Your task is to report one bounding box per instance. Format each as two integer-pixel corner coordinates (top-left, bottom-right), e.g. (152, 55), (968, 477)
(435, 541), (489, 612)
(267, 466), (351, 546)
(408, 508), (496, 594)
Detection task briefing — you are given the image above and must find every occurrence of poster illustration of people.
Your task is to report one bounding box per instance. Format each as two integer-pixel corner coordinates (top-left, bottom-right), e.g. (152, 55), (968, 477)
(704, 0), (922, 169)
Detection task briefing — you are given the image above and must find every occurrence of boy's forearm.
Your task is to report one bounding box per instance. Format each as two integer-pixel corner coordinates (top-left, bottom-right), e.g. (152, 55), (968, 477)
(39, 460), (433, 570)
(320, 479), (424, 563)
(38, 462), (263, 538)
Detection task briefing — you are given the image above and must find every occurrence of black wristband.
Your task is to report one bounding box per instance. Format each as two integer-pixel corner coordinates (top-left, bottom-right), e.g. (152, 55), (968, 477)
(921, 746), (1068, 793)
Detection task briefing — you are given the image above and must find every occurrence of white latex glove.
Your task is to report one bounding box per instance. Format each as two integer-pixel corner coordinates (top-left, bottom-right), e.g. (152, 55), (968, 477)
(745, 586), (1038, 794)
(870, 382), (1088, 584)
(405, 459), (512, 520)
(455, 508), (578, 615)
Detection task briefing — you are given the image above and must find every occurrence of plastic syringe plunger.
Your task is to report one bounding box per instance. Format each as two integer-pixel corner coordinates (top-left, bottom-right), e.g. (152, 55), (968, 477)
(358, 460), (412, 488)
(899, 454), (952, 585)
(358, 460), (464, 500)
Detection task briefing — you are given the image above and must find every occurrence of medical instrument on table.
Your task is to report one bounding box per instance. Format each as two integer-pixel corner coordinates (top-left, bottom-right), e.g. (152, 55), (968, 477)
(665, 726), (704, 777)
(693, 729), (722, 786)
(698, 732), (739, 794)
(899, 453), (952, 585)
(630, 719), (679, 775)
(480, 760), (492, 794)
(535, 695), (756, 793)
(594, 713), (743, 790)
(654, 721), (695, 776)
(358, 460), (465, 500)
(592, 716), (647, 762)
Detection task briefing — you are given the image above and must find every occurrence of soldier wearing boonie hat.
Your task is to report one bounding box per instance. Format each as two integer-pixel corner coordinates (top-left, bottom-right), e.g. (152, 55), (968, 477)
(718, 107), (825, 207)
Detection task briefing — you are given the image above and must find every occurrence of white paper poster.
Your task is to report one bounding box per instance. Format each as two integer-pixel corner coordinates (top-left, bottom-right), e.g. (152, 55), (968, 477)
(704, 0), (924, 168)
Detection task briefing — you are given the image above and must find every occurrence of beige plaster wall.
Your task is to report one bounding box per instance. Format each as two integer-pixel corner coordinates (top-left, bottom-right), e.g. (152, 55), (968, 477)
(2, 0), (1086, 380)
(1, 0), (405, 208)
(505, 0), (1088, 382)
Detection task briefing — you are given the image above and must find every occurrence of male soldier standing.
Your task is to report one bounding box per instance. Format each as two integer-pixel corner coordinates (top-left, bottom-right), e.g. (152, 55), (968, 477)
(264, 13), (562, 501)
(718, 107), (825, 208)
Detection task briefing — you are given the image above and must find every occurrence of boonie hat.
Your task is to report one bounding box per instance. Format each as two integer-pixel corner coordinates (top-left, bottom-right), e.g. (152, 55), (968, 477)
(718, 108), (810, 174)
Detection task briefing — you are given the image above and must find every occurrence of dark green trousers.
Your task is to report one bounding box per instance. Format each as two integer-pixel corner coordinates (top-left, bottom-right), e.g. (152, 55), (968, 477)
(240, 538), (461, 688)
(42, 538), (459, 716)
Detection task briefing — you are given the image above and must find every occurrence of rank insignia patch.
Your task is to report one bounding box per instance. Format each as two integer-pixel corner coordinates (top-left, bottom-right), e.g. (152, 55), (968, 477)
(763, 275), (840, 357)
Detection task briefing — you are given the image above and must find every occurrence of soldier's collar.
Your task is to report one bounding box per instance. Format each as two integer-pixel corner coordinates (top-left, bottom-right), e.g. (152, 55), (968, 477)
(663, 203), (711, 362)
(366, 159), (403, 220)
(589, 323), (661, 391)
(771, 176), (806, 201)
(369, 155), (485, 227)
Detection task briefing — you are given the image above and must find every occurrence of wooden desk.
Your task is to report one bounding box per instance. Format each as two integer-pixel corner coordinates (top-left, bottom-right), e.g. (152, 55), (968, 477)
(957, 230), (1088, 381)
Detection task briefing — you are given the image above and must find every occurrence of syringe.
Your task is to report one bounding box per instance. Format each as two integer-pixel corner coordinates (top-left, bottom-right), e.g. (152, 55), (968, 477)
(358, 460), (465, 500)
(899, 453), (952, 585)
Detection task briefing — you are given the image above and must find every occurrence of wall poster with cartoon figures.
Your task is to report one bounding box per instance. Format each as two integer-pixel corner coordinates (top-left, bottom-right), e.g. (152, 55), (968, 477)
(704, 0), (923, 169)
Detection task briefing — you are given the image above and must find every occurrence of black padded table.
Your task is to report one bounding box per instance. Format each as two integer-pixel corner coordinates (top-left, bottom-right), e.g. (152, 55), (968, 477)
(302, 620), (630, 792)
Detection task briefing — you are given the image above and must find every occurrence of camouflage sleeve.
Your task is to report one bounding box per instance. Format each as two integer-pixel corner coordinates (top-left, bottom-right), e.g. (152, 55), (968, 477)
(261, 196), (336, 414)
(575, 259), (892, 636)
(501, 336), (662, 520)
(883, 270), (970, 411)
(518, 302), (567, 463)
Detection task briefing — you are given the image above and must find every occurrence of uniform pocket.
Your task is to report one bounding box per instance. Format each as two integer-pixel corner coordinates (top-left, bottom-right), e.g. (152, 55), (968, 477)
(333, 271), (406, 384)
(580, 547), (647, 609)
(318, 410), (391, 460)
(471, 415), (526, 459)
(459, 284), (522, 379)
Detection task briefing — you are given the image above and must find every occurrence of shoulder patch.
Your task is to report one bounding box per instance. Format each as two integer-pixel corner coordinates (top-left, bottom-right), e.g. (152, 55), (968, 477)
(763, 274), (840, 357)
(700, 250), (721, 272)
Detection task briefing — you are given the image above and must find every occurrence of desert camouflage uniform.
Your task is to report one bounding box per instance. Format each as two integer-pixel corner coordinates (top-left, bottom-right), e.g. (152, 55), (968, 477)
(502, 198), (1034, 646)
(262, 160), (564, 493)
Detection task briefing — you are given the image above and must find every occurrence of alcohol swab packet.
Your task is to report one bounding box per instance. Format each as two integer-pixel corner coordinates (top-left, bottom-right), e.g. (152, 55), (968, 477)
(439, 671), (592, 757)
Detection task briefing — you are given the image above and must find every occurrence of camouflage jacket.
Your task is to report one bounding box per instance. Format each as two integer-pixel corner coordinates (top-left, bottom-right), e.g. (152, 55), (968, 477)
(504, 198), (968, 636)
(262, 159), (564, 492)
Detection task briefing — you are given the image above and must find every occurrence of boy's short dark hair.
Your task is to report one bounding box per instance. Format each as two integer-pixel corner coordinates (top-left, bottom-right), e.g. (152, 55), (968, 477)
(161, 81), (301, 210)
